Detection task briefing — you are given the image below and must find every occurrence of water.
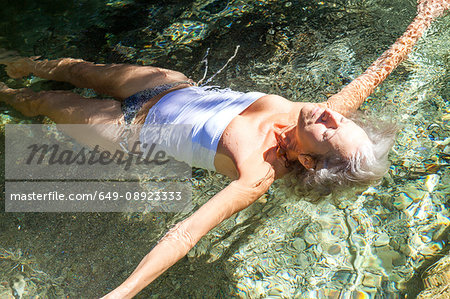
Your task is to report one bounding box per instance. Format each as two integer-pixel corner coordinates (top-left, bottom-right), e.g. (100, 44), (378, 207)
(0, 0), (449, 297)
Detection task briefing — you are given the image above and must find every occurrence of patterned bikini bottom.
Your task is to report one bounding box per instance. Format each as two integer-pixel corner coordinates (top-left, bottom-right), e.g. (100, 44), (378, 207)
(121, 81), (195, 124)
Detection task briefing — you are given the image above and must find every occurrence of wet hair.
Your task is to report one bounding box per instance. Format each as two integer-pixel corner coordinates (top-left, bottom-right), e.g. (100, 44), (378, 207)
(283, 111), (397, 196)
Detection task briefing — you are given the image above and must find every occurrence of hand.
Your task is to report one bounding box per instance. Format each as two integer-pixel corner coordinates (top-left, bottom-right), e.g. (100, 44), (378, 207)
(417, 0), (449, 18)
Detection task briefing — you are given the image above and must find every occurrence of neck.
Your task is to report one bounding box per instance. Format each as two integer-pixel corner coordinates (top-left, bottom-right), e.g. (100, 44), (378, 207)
(274, 102), (303, 161)
(276, 124), (300, 161)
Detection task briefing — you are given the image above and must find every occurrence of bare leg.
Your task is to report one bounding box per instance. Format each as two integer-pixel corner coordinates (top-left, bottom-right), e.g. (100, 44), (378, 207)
(0, 82), (127, 151)
(1, 57), (193, 100)
(0, 82), (121, 122)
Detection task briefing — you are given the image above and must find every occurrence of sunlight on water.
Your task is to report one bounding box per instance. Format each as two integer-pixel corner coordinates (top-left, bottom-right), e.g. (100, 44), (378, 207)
(0, 0), (449, 297)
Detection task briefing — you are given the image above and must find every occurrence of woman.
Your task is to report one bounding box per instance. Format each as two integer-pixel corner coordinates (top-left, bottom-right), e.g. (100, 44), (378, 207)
(0, 0), (447, 297)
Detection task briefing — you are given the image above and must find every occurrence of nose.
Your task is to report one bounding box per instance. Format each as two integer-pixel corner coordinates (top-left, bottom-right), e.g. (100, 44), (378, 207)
(321, 109), (339, 128)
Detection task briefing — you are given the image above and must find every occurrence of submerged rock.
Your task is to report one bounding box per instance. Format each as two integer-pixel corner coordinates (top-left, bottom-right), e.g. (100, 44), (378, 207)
(417, 254), (450, 299)
(393, 193), (413, 210)
(10, 275), (25, 299)
(424, 174), (439, 193)
(374, 233), (390, 247)
(362, 272), (383, 288)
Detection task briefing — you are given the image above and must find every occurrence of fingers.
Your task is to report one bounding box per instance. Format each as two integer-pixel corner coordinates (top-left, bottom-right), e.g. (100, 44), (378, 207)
(417, 0), (449, 18)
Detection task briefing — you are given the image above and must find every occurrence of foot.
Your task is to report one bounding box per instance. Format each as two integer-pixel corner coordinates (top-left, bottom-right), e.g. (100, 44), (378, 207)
(0, 82), (40, 116)
(0, 48), (18, 59)
(0, 48), (38, 79)
(0, 57), (35, 79)
(417, 0), (449, 18)
(0, 82), (14, 102)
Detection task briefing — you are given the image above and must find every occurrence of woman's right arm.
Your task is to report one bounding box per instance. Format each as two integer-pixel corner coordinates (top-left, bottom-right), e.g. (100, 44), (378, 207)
(102, 162), (275, 298)
(325, 0), (448, 116)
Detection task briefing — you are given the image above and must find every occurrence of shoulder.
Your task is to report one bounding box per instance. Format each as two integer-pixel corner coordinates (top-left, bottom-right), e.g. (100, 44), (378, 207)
(243, 94), (292, 114)
(255, 94), (292, 107)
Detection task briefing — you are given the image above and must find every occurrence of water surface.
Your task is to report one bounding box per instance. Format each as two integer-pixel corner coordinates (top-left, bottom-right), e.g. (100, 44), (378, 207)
(0, 0), (449, 297)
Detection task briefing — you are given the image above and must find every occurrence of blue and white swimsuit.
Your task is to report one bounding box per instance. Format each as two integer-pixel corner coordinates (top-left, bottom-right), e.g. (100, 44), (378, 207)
(122, 85), (266, 171)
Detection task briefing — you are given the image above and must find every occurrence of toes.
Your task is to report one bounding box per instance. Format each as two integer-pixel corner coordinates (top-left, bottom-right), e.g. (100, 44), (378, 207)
(0, 87), (38, 116)
(0, 83), (14, 105)
(0, 49), (20, 66)
(0, 51), (32, 78)
(3, 59), (31, 79)
(5, 65), (24, 79)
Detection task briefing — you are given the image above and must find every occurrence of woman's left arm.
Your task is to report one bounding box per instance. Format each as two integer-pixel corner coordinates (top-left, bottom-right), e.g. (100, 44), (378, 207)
(102, 163), (275, 299)
(325, 0), (448, 116)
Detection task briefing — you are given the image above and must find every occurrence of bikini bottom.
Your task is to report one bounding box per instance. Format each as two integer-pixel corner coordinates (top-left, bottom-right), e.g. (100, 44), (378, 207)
(121, 81), (194, 124)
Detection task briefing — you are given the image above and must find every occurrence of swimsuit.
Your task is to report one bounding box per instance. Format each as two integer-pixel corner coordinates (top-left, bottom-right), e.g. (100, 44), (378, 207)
(122, 84), (266, 171)
(121, 81), (194, 124)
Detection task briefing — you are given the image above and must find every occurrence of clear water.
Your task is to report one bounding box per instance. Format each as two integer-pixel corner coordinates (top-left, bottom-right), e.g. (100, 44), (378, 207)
(0, 0), (449, 298)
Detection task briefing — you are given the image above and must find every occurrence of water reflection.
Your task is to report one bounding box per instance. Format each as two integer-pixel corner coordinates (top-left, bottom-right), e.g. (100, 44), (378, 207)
(0, 0), (449, 297)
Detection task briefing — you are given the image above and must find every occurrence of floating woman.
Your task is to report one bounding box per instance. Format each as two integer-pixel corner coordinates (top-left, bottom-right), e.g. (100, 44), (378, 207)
(0, 0), (448, 297)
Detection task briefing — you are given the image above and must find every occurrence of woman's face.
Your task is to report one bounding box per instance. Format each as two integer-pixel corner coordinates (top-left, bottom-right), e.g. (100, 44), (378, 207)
(296, 103), (370, 159)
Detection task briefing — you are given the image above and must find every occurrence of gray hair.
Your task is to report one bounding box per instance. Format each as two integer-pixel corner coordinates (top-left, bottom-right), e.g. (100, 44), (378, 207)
(283, 112), (397, 196)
